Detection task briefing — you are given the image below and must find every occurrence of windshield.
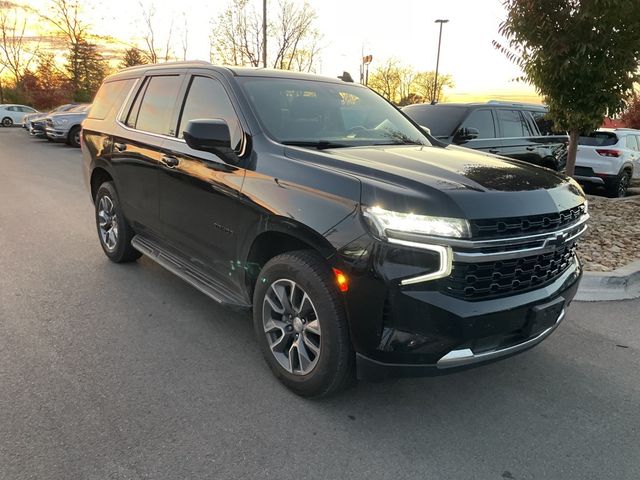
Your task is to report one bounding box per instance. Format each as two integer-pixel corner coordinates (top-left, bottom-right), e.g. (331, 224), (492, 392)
(578, 131), (618, 146)
(402, 105), (468, 138)
(238, 77), (430, 148)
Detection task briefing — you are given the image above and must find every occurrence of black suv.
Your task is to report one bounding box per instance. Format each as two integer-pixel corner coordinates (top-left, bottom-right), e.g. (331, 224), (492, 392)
(82, 62), (587, 397)
(403, 102), (568, 171)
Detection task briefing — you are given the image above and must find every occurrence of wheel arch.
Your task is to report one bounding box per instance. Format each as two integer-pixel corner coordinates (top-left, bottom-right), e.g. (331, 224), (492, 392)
(242, 219), (338, 300)
(90, 166), (114, 203)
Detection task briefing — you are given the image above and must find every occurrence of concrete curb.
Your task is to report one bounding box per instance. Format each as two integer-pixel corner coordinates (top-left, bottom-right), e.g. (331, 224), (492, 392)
(576, 260), (640, 302)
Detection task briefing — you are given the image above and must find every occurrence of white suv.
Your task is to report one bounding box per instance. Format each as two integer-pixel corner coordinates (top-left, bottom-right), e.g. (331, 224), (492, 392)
(574, 128), (640, 197)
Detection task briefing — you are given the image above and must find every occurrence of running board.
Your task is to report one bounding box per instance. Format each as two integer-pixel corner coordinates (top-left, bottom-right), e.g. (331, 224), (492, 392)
(131, 235), (251, 309)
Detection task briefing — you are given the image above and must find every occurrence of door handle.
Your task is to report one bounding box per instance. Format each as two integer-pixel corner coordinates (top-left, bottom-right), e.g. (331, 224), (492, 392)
(161, 155), (179, 168)
(526, 146), (536, 151)
(114, 142), (127, 152)
(489, 149), (500, 154)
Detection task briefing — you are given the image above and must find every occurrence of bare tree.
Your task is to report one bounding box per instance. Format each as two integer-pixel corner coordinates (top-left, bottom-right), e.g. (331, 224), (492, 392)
(138, 1), (174, 63)
(0, 5), (39, 86)
(180, 12), (188, 61)
(210, 0), (321, 72)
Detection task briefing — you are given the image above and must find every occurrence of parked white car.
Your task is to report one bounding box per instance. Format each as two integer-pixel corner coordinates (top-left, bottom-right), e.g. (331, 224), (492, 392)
(0, 104), (39, 127)
(574, 128), (640, 197)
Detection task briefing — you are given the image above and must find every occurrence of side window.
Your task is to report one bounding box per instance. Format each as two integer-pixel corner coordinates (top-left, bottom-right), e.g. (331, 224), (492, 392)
(625, 135), (638, 151)
(530, 111), (554, 135)
(7, 106), (16, 112)
(125, 78), (149, 128)
(496, 109), (527, 137)
(178, 76), (242, 149)
(89, 78), (136, 120)
(460, 109), (495, 139)
(127, 75), (182, 135)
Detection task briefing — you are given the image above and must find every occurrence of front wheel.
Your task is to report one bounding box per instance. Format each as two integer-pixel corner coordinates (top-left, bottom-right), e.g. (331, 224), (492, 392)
(94, 182), (141, 263)
(253, 250), (355, 397)
(67, 126), (81, 147)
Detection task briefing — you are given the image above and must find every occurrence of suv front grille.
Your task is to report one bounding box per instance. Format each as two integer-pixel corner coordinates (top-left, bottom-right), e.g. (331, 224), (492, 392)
(441, 243), (577, 300)
(470, 205), (585, 239)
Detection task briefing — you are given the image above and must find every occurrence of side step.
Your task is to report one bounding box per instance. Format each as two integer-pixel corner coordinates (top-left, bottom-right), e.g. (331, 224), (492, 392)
(131, 235), (251, 309)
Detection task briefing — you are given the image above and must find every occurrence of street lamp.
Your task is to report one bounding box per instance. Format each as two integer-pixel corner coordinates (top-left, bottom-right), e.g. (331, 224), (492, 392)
(432, 19), (449, 104)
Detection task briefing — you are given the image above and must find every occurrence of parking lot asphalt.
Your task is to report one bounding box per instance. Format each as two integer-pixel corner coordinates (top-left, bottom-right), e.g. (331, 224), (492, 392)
(1, 127), (639, 480)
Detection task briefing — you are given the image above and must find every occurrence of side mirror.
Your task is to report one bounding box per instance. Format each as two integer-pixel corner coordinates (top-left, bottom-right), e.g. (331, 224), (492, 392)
(183, 119), (232, 154)
(454, 127), (480, 142)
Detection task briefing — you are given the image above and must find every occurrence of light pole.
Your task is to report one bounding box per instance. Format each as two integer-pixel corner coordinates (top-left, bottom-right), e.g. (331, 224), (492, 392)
(263, 0), (267, 67)
(432, 19), (449, 104)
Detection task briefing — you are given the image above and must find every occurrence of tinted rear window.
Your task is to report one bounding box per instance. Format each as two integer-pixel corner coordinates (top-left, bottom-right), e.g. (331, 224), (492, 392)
(89, 79), (136, 120)
(578, 132), (618, 146)
(402, 105), (468, 137)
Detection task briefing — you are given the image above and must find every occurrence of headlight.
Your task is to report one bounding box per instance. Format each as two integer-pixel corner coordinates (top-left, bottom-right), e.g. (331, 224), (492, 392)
(53, 118), (69, 127)
(363, 206), (471, 239)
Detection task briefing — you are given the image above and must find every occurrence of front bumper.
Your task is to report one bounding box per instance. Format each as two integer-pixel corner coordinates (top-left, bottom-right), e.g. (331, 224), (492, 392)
(356, 260), (580, 380)
(28, 124), (47, 137)
(45, 127), (69, 141)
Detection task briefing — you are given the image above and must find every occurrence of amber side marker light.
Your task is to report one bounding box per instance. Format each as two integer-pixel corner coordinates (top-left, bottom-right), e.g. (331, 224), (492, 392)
(332, 268), (349, 292)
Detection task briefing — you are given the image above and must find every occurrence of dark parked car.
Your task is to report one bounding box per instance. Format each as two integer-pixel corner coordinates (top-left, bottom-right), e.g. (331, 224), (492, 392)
(403, 102), (569, 171)
(82, 62), (588, 397)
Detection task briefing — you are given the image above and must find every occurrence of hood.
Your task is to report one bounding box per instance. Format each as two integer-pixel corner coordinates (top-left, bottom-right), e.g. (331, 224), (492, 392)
(284, 144), (585, 220)
(48, 111), (88, 120)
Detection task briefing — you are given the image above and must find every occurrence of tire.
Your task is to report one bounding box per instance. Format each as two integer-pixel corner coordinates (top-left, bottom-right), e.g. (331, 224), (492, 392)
(253, 250), (355, 397)
(94, 182), (141, 263)
(2, 117), (13, 127)
(67, 125), (81, 147)
(605, 169), (631, 198)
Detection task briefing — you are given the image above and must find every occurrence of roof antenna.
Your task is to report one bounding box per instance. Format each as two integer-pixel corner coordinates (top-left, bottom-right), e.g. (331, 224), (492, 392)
(338, 71), (354, 83)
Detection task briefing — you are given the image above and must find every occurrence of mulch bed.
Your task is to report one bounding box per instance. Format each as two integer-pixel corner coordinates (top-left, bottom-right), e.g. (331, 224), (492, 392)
(578, 194), (640, 272)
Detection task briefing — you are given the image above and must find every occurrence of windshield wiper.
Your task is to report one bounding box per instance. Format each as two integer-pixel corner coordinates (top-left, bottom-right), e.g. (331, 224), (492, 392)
(282, 140), (350, 150)
(373, 139), (425, 146)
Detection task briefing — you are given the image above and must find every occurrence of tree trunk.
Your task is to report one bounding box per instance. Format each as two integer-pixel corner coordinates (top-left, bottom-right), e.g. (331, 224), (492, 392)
(565, 129), (580, 177)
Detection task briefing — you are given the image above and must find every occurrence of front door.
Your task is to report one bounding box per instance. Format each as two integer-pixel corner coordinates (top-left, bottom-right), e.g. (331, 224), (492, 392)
(159, 74), (248, 286)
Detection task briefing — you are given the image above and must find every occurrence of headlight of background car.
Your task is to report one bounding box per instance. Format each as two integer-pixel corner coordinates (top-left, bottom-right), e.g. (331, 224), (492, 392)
(363, 206), (470, 239)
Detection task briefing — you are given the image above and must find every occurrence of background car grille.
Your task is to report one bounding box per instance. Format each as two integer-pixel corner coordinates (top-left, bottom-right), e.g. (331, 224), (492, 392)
(441, 243), (577, 300)
(470, 205), (585, 239)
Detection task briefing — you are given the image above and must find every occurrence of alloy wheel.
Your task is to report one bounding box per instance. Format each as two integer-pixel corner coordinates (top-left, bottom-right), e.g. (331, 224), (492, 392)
(262, 279), (321, 375)
(618, 171), (630, 197)
(2, 118), (12, 127)
(98, 195), (119, 251)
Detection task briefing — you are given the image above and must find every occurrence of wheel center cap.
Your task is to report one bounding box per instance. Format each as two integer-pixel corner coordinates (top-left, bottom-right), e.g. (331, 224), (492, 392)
(293, 317), (304, 333)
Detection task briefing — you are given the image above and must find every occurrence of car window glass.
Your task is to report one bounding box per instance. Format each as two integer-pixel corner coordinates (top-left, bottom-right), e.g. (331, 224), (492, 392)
(178, 76), (242, 148)
(625, 135), (638, 150)
(402, 105), (467, 137)
(89, 79), (136, 120)
(460, 109), (495, 139)
(131, 75), (181, 135)
(578, 132), (618, 146)
(7, 106), (16, 112)
(496, 109), (527, 137)
(529, 111), (554, 135)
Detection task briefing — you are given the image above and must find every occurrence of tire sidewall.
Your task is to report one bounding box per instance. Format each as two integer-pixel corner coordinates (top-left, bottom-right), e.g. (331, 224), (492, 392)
(2, 117), (12, 127)
(95, 183), (128, 261)
(68, 126), (81, 147)
(253, 254), (350, 396)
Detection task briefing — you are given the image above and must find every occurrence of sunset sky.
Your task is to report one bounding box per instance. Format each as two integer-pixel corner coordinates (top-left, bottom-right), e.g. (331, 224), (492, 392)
(16, 0), (541, 104)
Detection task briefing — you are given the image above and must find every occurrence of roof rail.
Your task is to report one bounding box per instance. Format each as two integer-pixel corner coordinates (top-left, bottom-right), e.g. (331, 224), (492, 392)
(119, 60), (211, 72)
(486, 100), (546, 108)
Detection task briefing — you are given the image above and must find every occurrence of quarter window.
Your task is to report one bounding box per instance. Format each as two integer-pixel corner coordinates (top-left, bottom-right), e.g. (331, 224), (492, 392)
(89, 79), (136, 120)
(127, 75), (182, 135)
(178, 76), (242, 149)
(460, 109), (495, 139)
(625, 135), (638, 151)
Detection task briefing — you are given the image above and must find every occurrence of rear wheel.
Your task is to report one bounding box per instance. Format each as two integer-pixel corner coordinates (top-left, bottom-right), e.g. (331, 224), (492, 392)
(606, 169), (631, 198)
(2, 117), (13, 127)
(67, 126), (81, 147)
(253, 250), (355, 397)
(94, 182), (141, 263)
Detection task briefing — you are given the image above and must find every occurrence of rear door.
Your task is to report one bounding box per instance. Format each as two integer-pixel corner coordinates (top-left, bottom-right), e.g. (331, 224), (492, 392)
(159, 73), (248, 283)
(110, 73), (185, 236)
(495, 109), (541, 164)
